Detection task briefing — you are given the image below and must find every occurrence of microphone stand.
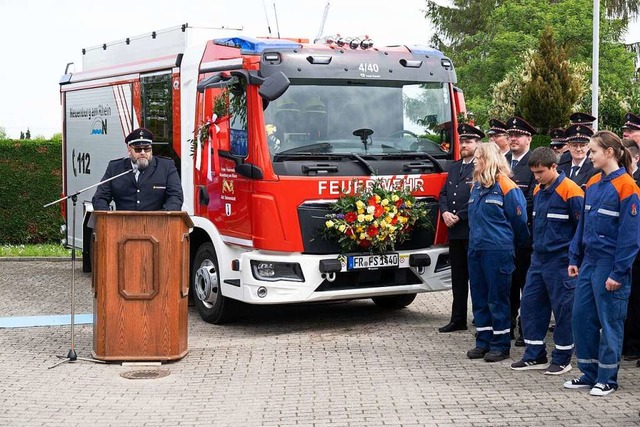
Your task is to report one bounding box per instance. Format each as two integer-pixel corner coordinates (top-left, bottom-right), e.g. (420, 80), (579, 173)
(44, 168), (133, 368)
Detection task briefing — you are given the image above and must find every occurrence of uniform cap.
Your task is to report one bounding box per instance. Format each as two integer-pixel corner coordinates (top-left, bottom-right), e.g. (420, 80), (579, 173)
(487, 118), (507, 136)
(125, 128), (154, 146)
(506, 116), (537, 136)
(458, 123), (485, 140)
(569, 112), (596, 126)
(565, 124), (593, 143)
(622, 112), (640, 131)
(549, 128), (566, 146)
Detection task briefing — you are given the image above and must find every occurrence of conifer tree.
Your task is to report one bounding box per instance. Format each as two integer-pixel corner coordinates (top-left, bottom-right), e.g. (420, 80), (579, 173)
(518, 27), (582, 134)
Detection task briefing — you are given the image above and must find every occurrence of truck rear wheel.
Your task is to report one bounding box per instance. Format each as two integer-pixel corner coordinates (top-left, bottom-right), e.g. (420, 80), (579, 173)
(192, 242), (237, 324)
(372, 293), (417, 309)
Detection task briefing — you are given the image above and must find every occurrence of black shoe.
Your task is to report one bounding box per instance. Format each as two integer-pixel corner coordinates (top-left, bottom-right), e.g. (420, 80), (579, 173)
(515, 336), (525, 347)
(467, 347), (488, 359)
(484, 350), (510, 362)
(624, 354), (640, 361)
(438, 322), (468, 333)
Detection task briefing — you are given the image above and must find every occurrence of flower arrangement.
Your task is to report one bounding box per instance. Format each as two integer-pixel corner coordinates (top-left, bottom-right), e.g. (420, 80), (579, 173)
(322, 180), (431, 254)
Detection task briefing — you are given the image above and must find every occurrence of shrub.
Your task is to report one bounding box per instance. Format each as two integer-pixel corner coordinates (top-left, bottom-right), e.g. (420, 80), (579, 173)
(0, 139), (64, 244)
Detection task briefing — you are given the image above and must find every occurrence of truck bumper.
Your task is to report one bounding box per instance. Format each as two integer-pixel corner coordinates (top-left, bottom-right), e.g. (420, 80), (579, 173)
(235, 245), (451, 304)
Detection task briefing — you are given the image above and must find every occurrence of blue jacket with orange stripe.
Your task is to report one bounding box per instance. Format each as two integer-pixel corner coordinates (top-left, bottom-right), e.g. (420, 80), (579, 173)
(532, 171), (584, 254)
(569, 167), (640, 282)
(468, 174), (530, 250)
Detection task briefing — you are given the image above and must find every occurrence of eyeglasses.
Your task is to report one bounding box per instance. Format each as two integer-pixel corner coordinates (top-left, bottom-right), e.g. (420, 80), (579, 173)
(132, 146), (152, 153)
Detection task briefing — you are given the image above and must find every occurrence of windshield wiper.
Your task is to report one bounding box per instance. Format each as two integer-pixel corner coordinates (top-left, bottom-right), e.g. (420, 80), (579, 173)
(349, 152), (376, 175)
(276, 142), (332, 155)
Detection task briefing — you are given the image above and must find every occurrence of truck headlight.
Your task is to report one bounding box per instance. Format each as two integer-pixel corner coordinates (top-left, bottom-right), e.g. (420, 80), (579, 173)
(251, 261), (305, 282)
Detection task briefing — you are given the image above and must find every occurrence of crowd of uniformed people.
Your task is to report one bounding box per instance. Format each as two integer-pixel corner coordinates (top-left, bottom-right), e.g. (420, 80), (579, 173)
(438, 111), (640, 397)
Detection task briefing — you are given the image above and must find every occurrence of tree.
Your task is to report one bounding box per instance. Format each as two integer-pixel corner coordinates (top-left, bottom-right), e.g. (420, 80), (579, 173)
(519, 27), (583, 133)
(424, 0), (639, 128)
(0, 126), (6, 139)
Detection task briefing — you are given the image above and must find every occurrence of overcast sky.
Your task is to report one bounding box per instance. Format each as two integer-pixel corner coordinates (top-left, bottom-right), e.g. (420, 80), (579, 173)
(0, 0), (638, 138)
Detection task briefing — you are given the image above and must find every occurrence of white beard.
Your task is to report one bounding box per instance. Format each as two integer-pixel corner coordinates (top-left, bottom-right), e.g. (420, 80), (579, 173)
(136, 157), (150, 170)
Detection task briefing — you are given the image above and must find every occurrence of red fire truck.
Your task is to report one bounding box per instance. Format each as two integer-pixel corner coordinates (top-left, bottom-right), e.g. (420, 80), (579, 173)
(60, 24), (466, 324)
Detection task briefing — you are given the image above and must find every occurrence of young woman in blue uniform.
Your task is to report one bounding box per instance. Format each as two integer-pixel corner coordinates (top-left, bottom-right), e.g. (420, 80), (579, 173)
(466, 142), (530, 362)
(566, 130), (640, 396)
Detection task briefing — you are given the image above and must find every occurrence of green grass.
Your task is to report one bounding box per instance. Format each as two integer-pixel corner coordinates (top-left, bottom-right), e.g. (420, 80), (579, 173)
(0, 244), (72, 257)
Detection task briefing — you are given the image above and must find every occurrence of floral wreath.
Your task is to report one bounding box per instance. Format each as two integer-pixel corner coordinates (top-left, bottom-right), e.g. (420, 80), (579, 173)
(321, 179), (431, 254)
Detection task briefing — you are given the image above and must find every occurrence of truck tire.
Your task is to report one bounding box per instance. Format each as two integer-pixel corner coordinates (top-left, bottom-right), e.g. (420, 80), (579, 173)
(372, 293), (417, 309)
(191, 242), (237, 324)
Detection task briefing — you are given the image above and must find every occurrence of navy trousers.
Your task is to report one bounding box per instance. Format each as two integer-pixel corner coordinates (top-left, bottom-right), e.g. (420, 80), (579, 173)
(520, 252), (575, 365)
(573, 257), (630, 388)
(468, 249), (514, 353)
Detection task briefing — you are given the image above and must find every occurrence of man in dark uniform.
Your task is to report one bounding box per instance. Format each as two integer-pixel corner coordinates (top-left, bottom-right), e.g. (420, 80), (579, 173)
(622, 112), (640, 146)
(92, 128), (184, 211)
(558, 125), (596, 190)
(487, 119), (510, 156)
(549, 128), (568, 162)
(505, 116), (537, 346)
(438, 123), (483, 333)
(569, 112), (596, 129)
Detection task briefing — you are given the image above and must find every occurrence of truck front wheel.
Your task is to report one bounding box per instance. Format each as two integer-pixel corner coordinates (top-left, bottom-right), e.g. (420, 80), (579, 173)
(372, 293), (417, 309)
(192, 242), (237, 324)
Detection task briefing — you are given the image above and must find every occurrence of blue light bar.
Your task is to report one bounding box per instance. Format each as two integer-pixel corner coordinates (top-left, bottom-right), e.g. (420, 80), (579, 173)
(214, 36), (301, 54)
(406, 45), (444, 56)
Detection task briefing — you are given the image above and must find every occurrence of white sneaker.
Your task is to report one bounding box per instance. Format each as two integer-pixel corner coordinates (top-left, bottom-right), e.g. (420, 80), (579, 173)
(590, 383), (616, 396)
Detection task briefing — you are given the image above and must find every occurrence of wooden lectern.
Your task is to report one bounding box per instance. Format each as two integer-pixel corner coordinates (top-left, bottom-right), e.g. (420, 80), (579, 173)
(91, 211), (193, 361)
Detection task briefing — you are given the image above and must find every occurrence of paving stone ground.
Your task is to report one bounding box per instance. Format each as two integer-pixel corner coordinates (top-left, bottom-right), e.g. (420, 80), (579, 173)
(1, 259), (639, 426)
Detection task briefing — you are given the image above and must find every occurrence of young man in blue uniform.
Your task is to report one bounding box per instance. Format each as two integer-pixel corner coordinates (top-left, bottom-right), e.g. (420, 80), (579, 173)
(92, 128), (184, 211)
(566, 130), (640, 396)
(466, 142), (530, 362)
(438, 123), (483, 333)
(510, 148), (584, 375)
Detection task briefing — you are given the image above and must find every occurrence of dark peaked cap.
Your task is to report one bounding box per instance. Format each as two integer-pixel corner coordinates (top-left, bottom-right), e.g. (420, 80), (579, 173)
(565, 124), (593, 143)
(125, 128), (154, 146)
(506, 116), (537, 136)
(622, 112), (640, 130)
(569, 112), (596, 125)
(549, 128), (566, 146)
(458, 123), (485, 140)
(487, 118), (508, 135)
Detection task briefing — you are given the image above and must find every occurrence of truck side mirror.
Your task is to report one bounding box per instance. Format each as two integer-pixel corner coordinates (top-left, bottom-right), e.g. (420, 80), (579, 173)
(258, 72), (289, 101)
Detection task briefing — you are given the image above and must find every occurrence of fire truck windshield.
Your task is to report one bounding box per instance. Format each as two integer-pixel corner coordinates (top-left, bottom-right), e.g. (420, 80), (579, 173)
(263, 82), (454, 159)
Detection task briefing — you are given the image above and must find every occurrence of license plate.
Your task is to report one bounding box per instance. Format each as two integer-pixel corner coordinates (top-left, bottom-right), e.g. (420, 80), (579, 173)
(347, 253), (399, 270)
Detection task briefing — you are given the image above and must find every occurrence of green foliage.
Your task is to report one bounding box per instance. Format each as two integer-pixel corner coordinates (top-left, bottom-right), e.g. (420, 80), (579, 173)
(0, 126), (6, 139)
(531, 134), (552, 150)
(425, 0), (640, 130)
(0, 139), (64, 244)
(519, 27), (583, 133)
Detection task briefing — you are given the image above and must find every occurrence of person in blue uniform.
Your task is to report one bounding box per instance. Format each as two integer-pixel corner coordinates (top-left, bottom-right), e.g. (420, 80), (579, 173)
(565, 130), (640, 396)
(510, 147), (583, 375)
(466, 142), (530, 362)
(92, 128), (184, 211)
(621, 138), (640, 363)
(558, 125), (597, 190)
(505, 116), (537, 346)
(438, 123), (483, 333)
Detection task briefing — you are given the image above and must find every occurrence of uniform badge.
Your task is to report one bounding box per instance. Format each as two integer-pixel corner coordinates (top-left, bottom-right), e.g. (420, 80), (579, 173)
(516, 205), (522, 216)
(632, 203), (638, 216)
